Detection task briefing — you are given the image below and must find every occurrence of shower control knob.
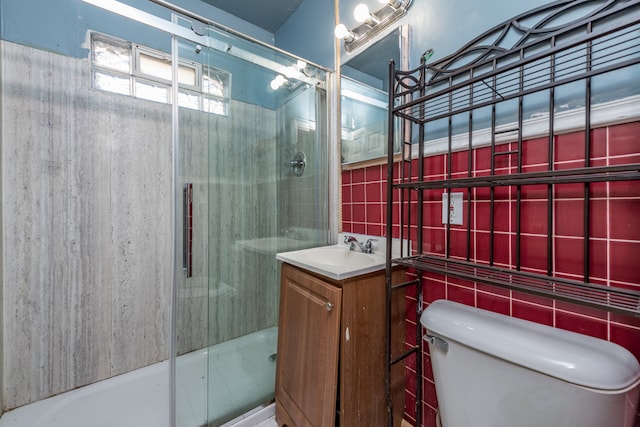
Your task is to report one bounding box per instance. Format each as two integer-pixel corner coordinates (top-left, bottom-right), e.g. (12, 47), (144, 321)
(325, 302), (333, 312)
(288, 151), (306, 176)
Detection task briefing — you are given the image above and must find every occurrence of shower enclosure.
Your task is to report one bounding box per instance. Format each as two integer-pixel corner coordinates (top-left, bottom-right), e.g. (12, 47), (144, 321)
(171, 14), (330, 427)
(0, 1), (330, 426)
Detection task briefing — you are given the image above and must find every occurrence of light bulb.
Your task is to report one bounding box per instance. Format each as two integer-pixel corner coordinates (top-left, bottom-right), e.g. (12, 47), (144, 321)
(334, 24), (350, 40)
(270, 74), (287, 90)
(334, 24), (356, 42)
(354, 4), (371, 23)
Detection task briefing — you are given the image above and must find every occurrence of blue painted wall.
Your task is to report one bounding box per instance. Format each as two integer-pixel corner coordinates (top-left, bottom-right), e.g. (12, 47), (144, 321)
(172, 0), (274, 43)
(2, 0), (590, 105)
(0, 0), (272, 57)
(0, 0), (286, 108)
(275, 0), (335, 69)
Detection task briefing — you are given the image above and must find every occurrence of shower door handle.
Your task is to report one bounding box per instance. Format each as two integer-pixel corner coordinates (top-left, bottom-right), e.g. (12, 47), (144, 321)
(183, 183), (193, 278)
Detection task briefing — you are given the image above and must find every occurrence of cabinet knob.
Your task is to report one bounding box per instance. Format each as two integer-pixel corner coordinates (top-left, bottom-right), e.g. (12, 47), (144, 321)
(325, 302), (333, 312)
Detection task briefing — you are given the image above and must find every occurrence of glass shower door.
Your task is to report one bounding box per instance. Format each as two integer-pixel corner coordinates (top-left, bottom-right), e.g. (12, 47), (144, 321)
(174, 20), (329, 427)
(174, 32), (214, 427)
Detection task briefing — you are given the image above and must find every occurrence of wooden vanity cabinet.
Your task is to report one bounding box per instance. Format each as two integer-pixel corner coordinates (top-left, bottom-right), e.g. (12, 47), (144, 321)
(275, 262), (405, 427)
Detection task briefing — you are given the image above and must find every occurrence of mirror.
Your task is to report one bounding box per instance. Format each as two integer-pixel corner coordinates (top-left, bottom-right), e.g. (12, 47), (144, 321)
(340, 26), (407, 165)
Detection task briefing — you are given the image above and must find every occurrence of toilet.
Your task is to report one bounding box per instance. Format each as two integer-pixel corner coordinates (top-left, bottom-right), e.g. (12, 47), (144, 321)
(420, 300), (640, 427)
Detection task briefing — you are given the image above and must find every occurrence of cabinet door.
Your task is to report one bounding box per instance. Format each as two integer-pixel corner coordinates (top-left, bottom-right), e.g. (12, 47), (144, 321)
(276, 264), (342, 427)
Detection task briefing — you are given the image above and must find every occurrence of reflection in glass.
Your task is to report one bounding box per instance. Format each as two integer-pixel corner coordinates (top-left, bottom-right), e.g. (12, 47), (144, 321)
(341, 77), (390, 164)
(340, 27), (404, 164)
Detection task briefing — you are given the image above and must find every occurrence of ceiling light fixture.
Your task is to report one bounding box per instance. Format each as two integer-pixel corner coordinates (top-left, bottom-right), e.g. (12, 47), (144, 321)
(335, 0), (413, 53)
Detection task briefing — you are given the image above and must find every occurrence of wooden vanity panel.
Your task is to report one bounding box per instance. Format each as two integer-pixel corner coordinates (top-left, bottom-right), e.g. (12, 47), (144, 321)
(276, 263), (406, 427)
(339, 268), (405, 427)
(276, 263), (342, 427)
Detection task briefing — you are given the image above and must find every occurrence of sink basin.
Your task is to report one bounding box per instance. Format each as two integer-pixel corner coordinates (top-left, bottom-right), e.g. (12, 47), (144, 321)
(300, 247), (378, 268)
(276, 244), (387, 280)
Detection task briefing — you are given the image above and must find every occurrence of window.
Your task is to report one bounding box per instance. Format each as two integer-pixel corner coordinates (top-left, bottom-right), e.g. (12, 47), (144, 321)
(91, 32), (230, 116)
(202, 67), (230, 116)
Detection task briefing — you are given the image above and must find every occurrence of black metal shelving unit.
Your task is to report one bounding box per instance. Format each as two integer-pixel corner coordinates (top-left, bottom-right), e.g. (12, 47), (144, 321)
(384, 1), (640, 426)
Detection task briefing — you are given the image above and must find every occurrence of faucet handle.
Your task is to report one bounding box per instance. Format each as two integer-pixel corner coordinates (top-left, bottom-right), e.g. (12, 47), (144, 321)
(364, 238), (378, 253)
(343, 235), (358, 244)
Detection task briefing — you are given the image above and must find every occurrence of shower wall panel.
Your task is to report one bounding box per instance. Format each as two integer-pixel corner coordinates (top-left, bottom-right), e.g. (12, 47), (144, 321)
(176, 92), (278, 354)
(0, 40), (172, 410)
(276, 89), (328, 243)
(176, 109), (210, 355)
(207, 103), (278, 346)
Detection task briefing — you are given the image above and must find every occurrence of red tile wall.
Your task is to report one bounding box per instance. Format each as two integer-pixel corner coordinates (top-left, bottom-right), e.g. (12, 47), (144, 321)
(341, 121), (640, 426)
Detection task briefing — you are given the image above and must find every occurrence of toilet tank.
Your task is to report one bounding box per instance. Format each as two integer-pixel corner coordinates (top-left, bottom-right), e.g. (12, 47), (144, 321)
(420, 300), (640, 427)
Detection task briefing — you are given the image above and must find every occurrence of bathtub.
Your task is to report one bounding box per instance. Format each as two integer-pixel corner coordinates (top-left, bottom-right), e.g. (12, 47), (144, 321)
(0, 360), (170, 427)
(177, 327), (278, 426)
(0, 327), (278, 427)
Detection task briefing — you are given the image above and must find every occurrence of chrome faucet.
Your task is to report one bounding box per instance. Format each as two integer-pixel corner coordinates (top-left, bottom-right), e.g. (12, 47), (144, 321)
(343, 235), (377, 254)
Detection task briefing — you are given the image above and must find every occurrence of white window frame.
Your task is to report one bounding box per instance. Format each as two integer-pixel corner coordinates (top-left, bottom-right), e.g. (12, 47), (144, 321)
(90, 32), (230, 116)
